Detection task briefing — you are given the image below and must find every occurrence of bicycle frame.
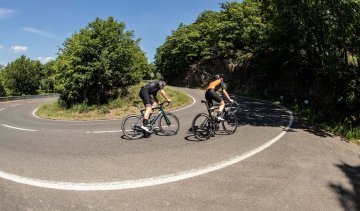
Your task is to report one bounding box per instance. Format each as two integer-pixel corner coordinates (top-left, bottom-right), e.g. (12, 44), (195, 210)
(135, 102), (171, 126)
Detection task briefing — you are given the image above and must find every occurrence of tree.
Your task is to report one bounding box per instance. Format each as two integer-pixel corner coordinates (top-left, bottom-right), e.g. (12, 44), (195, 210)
(0, 65), (5, 96)
(40, 60), (56, 93)
(155, 1), (266, 84)
(54, 17), (149, 107)
(2, 55), (42, 96)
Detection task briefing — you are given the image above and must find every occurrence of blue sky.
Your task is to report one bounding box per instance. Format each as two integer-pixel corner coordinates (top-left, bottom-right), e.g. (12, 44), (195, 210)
(0, 0), (233, 65)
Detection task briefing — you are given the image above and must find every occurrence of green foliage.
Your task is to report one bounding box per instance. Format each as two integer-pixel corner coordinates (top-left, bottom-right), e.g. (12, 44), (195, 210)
(1, 55), (42, 96)
(0, 65), (5, 97)
(260, 0), (360, 127)
(54, 17), (149, 107)
(155, 0), (360, 134)
(155, 0), (266, 84)
(40, 60), (56, 93)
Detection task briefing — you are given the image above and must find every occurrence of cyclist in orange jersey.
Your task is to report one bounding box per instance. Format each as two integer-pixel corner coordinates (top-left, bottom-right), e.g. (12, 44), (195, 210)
(205, 74), (234, 121)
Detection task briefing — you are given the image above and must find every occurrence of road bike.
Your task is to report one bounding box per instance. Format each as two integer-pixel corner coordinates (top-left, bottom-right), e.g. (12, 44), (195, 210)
(192, 100), (239, 141)
(121, 101), (180, 139)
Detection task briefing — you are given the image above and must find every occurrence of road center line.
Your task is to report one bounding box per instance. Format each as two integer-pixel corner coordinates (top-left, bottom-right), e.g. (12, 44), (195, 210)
(0, 107), (293, 191)
(10, 104), (20, 107)
(1, 124), (37, 132)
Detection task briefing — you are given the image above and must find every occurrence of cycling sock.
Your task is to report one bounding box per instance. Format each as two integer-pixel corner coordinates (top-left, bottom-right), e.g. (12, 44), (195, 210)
(143, 119), (148, 126)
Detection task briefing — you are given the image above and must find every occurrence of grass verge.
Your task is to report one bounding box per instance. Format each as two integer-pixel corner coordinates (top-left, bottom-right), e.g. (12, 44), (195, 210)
(36, 83), (192, 121)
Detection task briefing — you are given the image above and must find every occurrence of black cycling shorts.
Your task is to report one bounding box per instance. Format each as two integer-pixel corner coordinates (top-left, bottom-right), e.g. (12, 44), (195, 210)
(139, 88), (154, 107)
(205, 89), (223, 108)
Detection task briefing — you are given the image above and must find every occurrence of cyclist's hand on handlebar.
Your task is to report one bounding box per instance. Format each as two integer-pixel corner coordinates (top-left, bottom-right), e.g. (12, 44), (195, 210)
(167, 99), (172, 102)
(230, 99), (234, 104)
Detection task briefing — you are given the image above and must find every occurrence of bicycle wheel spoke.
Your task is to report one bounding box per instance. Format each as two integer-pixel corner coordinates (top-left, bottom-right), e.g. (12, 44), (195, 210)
(121, 115), (144, 139)
(159, 112), (180, 135)
(192, 113), (213, 140)
(222, 111), (238, 134)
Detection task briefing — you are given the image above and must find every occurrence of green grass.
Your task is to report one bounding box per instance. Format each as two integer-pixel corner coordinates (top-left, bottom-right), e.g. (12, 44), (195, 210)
(36, 83), (192, 120)
(284, 103), (360, 145)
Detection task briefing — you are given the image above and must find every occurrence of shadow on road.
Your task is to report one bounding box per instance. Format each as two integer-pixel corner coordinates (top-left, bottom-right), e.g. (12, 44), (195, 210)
(186, 95), (336, 141)
(235, 96), (336, 139)
(329, 161), (360, 211)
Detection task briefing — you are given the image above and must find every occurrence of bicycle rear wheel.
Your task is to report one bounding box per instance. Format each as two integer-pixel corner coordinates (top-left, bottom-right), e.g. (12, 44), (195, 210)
(121, 115), (144, 139)
(192, 113), (213, 140)
(159, 112), (180, 135)
(222, 111), (238, 134)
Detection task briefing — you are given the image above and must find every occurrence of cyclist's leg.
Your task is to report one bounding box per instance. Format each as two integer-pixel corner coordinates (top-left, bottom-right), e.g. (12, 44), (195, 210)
(208, 89), (225, 120)
(205, 90), (214, 109)
(139, 88), (152, 126)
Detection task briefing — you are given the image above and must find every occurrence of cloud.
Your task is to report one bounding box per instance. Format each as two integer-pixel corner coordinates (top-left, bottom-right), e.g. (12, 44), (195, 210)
(0, 8), (15, 19)
(22, 27), (59, 39)
(10, 45), (28, 53)
(37, 56), (54, 64)
(0, 45), (3, 49)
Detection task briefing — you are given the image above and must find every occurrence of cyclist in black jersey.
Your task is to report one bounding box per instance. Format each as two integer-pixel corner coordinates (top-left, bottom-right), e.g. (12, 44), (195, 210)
(205, 74), (234, 121)
(139, 80), (171, 132)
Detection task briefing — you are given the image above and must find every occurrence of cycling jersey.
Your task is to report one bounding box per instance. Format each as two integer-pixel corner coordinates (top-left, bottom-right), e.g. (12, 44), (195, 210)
(207, 79), (225, 91)
(140, 80), (165, 107)
(206, 79), (226, 108)
(143, 81), (165, 94)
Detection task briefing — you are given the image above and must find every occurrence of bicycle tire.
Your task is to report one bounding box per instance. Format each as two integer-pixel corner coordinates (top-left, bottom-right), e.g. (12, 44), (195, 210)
(121, 114), (144, 139)
(192, 113), (213, 141)
(222, 111), (238, 134)
(158, 112), (180, 135)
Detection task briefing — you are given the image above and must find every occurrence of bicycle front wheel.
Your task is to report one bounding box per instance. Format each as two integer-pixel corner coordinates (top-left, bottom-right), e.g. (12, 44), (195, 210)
(158, 112), (180, 136)
(222, 111), (238, 134)
(121, 115), (144, 139)
(192, 113), (213, 141)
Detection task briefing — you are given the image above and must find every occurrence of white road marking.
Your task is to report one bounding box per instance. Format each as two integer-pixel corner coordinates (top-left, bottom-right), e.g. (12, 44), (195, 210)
(171, 94), (196, 112)
(0, 108), (5, 112)
(32, 108), (120, 122)
(1, 124), (37, 132)
(0, 108), (293, 191)
(10, 104), (20, 107)
(32, 108), (41, 119)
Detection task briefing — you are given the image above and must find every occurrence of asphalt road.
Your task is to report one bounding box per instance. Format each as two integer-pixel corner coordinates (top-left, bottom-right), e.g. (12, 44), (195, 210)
(0, 87), (359, 210)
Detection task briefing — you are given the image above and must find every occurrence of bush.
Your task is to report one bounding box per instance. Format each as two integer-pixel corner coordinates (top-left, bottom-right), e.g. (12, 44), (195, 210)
(54, 17), (150, 108)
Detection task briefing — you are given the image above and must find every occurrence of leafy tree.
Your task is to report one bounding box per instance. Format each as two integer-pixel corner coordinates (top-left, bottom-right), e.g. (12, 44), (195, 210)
(40, 60), (56, 93)
(155, 0), (266, 84)
(2, 55), (42, 96)
(0, 65), (5, 96)
(155, 0), (360, 128)
(260, 0), (360, 126)
(54, 17), (149, 107)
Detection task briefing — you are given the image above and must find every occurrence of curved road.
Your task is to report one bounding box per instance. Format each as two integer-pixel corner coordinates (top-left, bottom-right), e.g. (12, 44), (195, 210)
(0, 87), (359, 210)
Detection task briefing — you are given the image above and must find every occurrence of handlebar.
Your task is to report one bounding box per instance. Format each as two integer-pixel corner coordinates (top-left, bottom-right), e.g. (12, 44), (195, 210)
(134, 100), (172, 111)
(159, 101), (171, 107)
(232, 101), (239, 107)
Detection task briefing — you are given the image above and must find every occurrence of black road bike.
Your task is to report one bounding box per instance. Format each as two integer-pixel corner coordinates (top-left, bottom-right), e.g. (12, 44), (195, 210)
(121, 101), (180, 139)
(192, 100), (239, 141)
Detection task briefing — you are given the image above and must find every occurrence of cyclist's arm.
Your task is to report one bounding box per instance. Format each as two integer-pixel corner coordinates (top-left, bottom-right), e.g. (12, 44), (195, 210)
(152, 94), (159, 104)
(222, 89), (233, 103)
(220, 82), (233, 103)
(160, 89), (171, 101)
